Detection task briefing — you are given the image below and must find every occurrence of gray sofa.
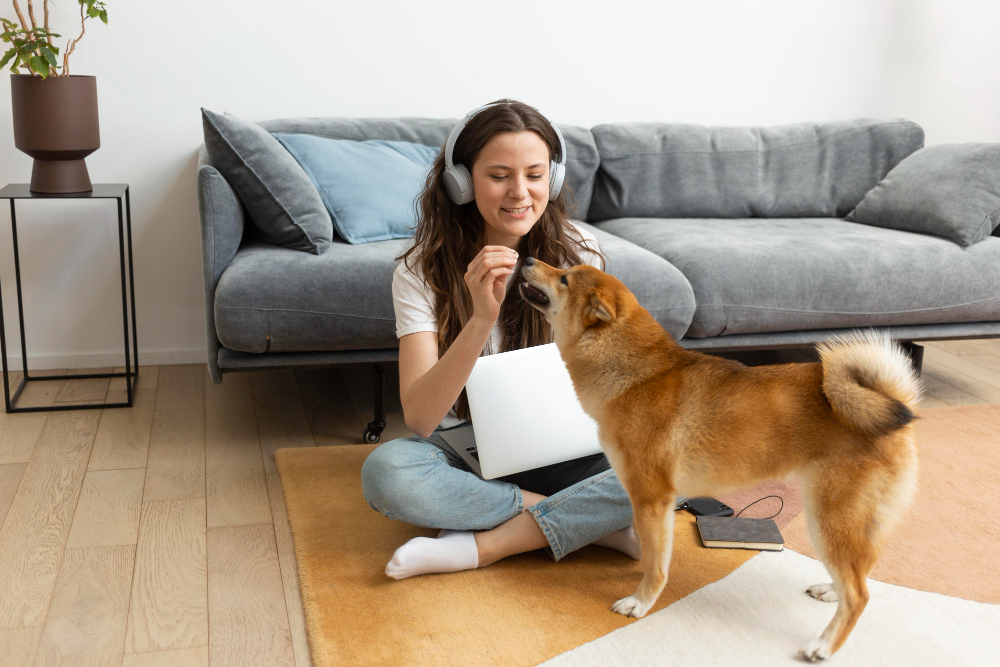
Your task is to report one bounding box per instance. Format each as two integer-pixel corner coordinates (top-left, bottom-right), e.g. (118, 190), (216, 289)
(197, 115), (1000, 439)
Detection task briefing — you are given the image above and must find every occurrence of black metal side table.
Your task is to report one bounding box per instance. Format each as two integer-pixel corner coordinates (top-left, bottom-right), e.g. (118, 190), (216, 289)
(0, 184), (138, 412)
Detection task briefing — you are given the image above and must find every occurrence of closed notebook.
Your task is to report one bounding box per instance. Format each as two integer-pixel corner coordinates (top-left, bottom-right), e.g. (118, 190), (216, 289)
(696, 515), (784, 551)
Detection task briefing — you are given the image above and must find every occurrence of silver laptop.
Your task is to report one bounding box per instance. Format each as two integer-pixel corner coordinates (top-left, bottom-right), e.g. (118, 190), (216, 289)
(439, 343), (603, 479)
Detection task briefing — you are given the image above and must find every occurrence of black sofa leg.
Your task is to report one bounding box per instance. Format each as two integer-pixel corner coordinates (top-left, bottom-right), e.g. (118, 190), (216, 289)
(363, 364), (387, 444)
(900, 341), (924, 375)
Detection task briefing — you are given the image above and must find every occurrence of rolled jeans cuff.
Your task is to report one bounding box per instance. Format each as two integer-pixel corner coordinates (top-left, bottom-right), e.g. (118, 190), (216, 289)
(526, 467), (632, 561)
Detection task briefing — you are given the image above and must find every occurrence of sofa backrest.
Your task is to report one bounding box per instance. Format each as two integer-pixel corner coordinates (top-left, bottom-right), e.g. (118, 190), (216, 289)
(256, 117), (602, 220)
(587, 119), (925, 221)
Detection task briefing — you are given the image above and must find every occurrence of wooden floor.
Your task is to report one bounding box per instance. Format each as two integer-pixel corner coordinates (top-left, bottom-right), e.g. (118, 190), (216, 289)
(0, 338), (997, 666)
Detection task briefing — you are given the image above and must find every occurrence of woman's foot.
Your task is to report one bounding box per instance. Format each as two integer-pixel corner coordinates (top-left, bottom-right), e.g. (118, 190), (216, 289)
(385, 529), (479, 580)
(592, 525), (641, 559)
(387, 491), (550, 579)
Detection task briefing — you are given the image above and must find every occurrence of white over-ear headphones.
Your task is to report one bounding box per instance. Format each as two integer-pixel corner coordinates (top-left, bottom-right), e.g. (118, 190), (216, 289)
(442, 102), (567, 205)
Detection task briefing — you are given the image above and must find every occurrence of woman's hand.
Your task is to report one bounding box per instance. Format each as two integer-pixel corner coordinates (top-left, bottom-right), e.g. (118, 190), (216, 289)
(464, 245), (519, 324)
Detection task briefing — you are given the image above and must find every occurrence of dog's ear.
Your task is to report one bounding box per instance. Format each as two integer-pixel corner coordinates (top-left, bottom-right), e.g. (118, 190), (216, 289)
(586, 291), (616, 326)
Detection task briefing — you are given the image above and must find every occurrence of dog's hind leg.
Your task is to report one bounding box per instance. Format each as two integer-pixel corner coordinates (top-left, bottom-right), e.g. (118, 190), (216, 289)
(799, 498), (879, 661)
(610, 496), (675, 618)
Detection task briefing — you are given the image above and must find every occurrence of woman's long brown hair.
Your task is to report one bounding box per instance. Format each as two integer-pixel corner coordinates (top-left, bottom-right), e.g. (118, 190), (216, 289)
(398, 99), (605, 421)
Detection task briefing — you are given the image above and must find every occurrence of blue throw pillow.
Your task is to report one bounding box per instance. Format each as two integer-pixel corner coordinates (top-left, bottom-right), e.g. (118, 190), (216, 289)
(274, 134), (439, 244)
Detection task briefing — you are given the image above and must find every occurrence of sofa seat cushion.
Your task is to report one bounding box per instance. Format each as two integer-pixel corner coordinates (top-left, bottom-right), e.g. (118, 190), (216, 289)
(215, 238), (405, 353)
(575, 222), (696, 339)
(214, 224), (698, 354)
(594, 217), (1000, 338)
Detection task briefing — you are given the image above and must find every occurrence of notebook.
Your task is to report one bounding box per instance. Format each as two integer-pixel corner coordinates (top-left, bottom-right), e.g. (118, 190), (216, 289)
(695, 515), (784, 551)
(438, 343), (602, 479)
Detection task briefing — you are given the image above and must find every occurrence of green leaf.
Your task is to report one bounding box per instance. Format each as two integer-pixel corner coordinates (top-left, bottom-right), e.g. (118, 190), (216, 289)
(99, 10), (108, 24)
(41, 47), (57, 69)
(49, 43), (59, 55)
(0, 49), (14, 69)
(29, 55), (50, 78)
(88, 7), (100, 19)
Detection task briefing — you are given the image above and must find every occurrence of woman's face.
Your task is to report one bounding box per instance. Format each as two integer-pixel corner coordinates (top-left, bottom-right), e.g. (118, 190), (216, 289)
(471, 131), (551, 248)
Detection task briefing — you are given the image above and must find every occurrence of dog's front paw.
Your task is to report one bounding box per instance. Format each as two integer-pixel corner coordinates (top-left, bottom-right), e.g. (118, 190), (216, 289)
(798, 638), (832, 662)
(610, 595), (652, 618)
(805, 583), (838, 602)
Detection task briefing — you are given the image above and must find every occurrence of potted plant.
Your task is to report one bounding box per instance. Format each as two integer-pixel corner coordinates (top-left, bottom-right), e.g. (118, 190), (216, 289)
(2, 1), (107, 193)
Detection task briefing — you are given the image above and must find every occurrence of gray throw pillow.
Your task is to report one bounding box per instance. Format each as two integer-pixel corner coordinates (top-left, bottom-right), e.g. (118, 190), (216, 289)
(201, 108), (333, 254)
(846, 143), (1000, 246)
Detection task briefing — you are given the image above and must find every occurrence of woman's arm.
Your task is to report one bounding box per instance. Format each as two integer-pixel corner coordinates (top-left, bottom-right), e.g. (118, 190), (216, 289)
(398, 322), (491, 438)
(399, 245), (517, 438)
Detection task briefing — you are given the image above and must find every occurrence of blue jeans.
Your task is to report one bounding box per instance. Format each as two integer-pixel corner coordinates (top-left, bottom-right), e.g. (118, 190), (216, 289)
(360, 428), (633, 561)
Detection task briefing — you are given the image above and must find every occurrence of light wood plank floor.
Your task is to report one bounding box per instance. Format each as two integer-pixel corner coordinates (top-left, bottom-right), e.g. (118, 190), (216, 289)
(0, 339), (996, 665)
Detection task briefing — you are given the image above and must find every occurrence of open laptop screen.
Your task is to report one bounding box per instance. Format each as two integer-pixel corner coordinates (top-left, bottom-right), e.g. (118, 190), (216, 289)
(462, 343), (602, 479)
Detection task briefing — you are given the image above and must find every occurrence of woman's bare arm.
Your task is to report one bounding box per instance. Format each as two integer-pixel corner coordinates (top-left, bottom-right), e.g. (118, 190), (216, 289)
(398, 322), (492, 438)
(398, 245), (517, 437)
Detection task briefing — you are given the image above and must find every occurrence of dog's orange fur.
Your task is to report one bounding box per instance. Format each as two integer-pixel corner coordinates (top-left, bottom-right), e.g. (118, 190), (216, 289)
(520, 260), (920, 661)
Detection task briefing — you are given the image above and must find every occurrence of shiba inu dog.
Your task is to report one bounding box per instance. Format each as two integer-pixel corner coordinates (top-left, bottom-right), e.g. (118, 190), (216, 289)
(519, 258), (920, 661)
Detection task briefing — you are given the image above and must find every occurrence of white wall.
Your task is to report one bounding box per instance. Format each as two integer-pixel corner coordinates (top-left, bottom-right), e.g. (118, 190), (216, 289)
(0, 0), (997, 369)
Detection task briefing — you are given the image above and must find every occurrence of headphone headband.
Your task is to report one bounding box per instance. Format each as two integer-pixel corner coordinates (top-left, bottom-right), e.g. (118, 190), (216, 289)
(442, 102), (567, 205)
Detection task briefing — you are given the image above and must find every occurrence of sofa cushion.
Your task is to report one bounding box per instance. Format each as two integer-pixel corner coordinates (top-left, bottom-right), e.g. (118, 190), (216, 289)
(201, 109), (334, 254)
(215, 238), (405, 353)
(574, 222), (696, 339)
(588, 119), (924, 221)
(214, 225), (696, 354)
(257, 116), (602, 221)
(846, 143), (1000, 246)
(594, 217), (1000, 338)
(274, 135), (438, 244)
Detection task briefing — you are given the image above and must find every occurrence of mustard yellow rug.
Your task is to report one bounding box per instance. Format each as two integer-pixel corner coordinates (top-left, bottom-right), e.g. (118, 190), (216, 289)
(276, 405), (1000, 665)
(275, 445), (756, 667)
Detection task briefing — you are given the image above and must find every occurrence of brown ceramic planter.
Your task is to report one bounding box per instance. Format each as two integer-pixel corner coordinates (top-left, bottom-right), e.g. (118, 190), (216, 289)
(10, 74), (100, 193)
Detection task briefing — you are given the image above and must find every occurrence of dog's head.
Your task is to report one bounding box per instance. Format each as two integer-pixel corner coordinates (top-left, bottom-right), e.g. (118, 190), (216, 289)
(519, 257), (628, 346)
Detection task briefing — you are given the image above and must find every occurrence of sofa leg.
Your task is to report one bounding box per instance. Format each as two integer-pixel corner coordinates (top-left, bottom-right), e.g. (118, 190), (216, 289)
(363, 364), (387, 444)
(900, 341), (924, 375)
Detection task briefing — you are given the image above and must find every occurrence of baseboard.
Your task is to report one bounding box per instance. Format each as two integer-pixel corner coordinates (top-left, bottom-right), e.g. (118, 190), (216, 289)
(3, 347), (207, 371)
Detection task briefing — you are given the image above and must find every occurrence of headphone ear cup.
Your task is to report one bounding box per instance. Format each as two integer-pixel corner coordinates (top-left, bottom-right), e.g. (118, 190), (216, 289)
(548, 161), (566, 202)
(443, 164), (474, 205)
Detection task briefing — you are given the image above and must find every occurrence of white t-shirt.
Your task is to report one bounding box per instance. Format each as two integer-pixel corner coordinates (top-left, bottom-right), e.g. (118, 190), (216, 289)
(392, 222), (604, 426)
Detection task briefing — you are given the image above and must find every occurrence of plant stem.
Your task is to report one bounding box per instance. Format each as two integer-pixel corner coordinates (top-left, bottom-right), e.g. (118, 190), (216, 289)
(11, 1), (30, 34)
(63, 1), (87, 76)
(13, 1), (41, 75)
(43, 0), (51, 45)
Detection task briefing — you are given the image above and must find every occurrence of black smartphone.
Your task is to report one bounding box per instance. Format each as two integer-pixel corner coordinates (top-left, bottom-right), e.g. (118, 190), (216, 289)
(679, 497), (734, 517)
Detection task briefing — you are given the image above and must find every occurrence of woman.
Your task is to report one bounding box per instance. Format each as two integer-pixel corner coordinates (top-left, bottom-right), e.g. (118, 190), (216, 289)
(361, 99), (638, 579)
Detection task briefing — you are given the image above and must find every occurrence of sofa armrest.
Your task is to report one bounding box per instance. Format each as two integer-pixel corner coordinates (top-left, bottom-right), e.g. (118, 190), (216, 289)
(197, 144), (246, 382)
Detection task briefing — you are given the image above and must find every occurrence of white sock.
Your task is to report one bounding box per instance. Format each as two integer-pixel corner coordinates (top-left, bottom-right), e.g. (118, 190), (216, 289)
(385, 529), (479, 580)
(592, 525), (641, 559)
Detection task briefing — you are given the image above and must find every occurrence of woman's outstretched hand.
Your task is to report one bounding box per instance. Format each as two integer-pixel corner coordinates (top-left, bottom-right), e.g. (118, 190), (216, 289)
(464, 245), (518, 324)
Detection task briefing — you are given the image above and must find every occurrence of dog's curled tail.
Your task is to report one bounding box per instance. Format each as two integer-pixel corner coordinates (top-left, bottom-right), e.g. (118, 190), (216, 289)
(817, 330), (922, 437)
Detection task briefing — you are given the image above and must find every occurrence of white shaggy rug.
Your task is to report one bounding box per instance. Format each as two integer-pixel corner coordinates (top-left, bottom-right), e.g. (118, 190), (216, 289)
(541, 549), (1000, 666)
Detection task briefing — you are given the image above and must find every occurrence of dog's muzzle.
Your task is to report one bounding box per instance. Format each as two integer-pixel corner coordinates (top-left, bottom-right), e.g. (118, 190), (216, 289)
(519, 282), (550, 307)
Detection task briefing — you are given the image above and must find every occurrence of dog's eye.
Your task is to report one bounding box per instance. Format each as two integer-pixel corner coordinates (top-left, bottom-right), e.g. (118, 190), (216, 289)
(560, 275), (568, 286)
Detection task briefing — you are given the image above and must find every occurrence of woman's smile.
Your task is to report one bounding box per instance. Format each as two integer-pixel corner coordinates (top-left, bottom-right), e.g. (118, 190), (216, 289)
(501, 204), (532, 218)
